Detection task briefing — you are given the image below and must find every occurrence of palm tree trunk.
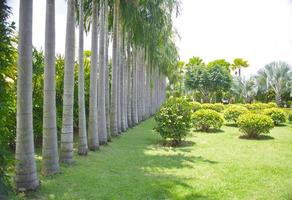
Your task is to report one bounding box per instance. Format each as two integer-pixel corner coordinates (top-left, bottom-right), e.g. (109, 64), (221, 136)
(127, 42), (132, 127)
(60, 0), (75, 164)
(98, 0), (107, 144)
(42, 0), (60, 176)
(88, 0), (99, 150)
(120, 37), (126, 132)
(110, 0), (119, 137)
(132, 48), (138, 124)
(15, 0), (40, 191)
(275, 93), (282, 107)
(104, 0), (111, 142)
(78, 0), (88, 155)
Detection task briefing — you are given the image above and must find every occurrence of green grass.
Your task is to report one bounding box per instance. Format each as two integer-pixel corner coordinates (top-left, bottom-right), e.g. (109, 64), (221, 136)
(14, 120), (292, 200)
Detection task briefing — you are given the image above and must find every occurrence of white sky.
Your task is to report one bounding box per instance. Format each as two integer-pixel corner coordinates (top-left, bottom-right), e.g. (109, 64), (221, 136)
(8, 0), (292, 75)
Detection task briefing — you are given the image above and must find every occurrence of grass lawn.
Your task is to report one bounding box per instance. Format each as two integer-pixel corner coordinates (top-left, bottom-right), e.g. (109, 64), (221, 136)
(14, 119), (292, 200)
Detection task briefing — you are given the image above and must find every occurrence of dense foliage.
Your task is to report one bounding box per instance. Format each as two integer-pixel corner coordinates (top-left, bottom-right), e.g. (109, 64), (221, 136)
(263, 108), (287, 125)
(224, 105), (248, 123)
(185, 57), (232, 103)
(192, 109), (224, 132)
(0, 0), (16, 193)
(288, 111), (292, 122)
(201, 103), (224, 112)
(154, 97), (192, 145)
(190, 101), (202, 112)
(237, 113), (274, 138)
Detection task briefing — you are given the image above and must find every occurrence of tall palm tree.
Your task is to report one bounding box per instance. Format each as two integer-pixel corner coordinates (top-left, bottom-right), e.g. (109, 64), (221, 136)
(15, 0), (40, 191)
(42, 0), (60, 176)
(98, 0), (107, 144)
(60, 0), (75, 164)
(78, 0), (88, 155)
(88, 0), (99, 150)
(104, 0), (111, 142)
(110, 0), (119, 137)
(257, 61), (292, 106)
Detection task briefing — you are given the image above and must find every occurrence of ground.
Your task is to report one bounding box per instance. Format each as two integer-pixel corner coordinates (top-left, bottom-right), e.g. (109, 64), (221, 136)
(14, 119), (292, 200)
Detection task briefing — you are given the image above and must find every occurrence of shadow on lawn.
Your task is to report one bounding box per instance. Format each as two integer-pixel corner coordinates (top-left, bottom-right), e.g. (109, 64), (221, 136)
(239, 135), (274, 140)
(193, 129), (224, 133)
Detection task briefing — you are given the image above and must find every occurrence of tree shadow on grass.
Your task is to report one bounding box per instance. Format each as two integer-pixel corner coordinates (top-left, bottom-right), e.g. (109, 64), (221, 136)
(225, 123), (238, 127)
(239, 135), (274, 140)
(155, 140), (196, 148)
(193, 129), (224, 134)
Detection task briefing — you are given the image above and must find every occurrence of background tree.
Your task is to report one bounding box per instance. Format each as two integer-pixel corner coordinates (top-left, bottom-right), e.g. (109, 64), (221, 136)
(185, 58), (232, 102)
(256, 61), (292, 106)
(231, 58), (249, 77)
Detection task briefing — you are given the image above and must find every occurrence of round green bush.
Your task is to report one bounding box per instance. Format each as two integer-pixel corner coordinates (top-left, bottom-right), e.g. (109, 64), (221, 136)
(268, 102), (278, 108)
(224, 105), (248, 123)
(244, 103), (270, 110)
(192, 109), (224, 132)
(190, 101), (202, 112)
(237, 113), (274, 138)
(201, 103), (224, 112)
(263, 108), (286, 125)
(288, 110), (292, 122)
(154, 97), (192, 145)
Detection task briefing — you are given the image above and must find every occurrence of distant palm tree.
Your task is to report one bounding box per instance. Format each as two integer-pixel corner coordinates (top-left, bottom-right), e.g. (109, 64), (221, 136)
(110, 0), (119, 137)
(78, 0), (88, 155)
(88, 0), (99, 150)
(42, 0), (60, 176)
(60, 0), (75, 164)
(98, 0), (108, 144)
(256, 61), (292, 106)
(231, 76), (257, 103)
(15, 0), (40, 191)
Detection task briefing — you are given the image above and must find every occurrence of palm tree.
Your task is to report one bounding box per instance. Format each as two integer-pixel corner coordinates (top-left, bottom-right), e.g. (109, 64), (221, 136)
(110, 0), (119, 137)
(98, 0), (107, 144)
(42, 0), (60, 176)
(88, 0), (99, 150)
(78, 0), (88, 155)
(15, 0), (40, 191)
(60, 0), (75, 164)
(231, 76), (257, 103)
(256, 61), (292, 106)
(104, 0), (111, 142)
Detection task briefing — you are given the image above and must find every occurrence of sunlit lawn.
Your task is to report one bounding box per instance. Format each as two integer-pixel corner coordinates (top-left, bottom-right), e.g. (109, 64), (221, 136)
(13, 119), (292, 200)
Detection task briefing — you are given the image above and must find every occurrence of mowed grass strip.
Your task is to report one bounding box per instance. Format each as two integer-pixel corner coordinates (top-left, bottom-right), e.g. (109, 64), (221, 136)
(14, 119), (292, 200)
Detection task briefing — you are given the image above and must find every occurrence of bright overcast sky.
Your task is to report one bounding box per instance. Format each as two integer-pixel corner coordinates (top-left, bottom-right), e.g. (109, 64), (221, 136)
(8, 0), (292, 76)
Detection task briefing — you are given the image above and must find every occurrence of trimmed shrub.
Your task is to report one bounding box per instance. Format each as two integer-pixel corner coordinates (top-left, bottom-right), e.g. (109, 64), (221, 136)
(263, 108), (286, 125)
(154, 97), (192, 145)
(288, 110), (292, 122)
(268, 102), (278, 108)
(193, 109), (224, 132)
(224, 105), (248, 123)
(201, 103), (224, 112)
(244, 102), (277, 110)
(190, 101), (202, 112)
(237, 113), (274, 138)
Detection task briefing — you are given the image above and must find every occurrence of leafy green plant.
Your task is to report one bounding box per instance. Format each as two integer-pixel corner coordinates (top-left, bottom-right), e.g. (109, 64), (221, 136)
(154, 97), (192, 145)
(224, 105), (248, 124)
(192, 109), (224, 132)
(201, 103), (224, 112)
(263, 108), (286, 125)
(288, 110), (292, 122)
(268, 102), (278, 108)
(190, 101), (202, 112)
(237, 113), (274, 138)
